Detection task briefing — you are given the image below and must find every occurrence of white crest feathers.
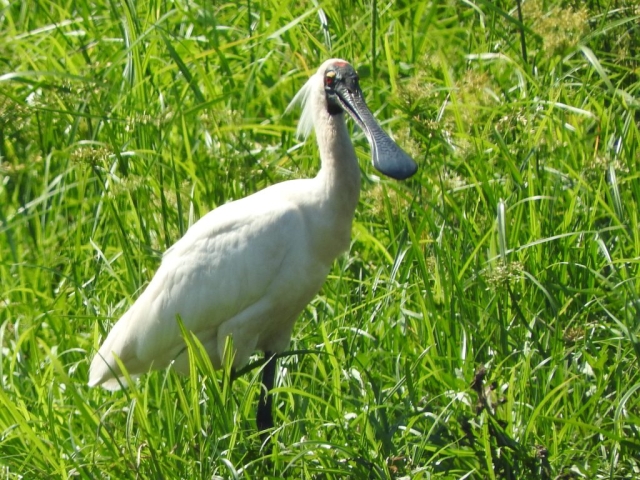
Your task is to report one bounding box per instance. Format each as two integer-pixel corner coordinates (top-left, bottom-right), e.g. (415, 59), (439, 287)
(285, 73), (318, 140)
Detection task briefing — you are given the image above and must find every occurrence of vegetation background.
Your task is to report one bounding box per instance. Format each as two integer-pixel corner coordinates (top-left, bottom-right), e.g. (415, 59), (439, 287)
(1, 0), (639, 478)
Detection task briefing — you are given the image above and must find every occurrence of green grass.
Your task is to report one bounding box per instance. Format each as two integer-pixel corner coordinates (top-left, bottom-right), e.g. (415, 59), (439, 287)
(1, 0), (639, 478)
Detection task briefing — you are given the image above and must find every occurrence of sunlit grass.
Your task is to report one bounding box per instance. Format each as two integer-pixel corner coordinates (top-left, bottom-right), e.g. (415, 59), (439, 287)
(1, 0), (639, 478)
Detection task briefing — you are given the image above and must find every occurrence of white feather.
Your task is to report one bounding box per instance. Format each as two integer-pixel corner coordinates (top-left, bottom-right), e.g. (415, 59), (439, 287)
(286, 74), (317, 140)
(89, 59), (362, 391)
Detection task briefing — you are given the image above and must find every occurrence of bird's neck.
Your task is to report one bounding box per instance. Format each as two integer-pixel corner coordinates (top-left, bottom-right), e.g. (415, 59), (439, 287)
(315, 111), (361, 211)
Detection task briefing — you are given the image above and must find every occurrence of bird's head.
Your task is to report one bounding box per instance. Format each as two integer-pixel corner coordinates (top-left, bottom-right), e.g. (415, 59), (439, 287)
(322, 60), (361, 115)
(290, 59), (418, 181)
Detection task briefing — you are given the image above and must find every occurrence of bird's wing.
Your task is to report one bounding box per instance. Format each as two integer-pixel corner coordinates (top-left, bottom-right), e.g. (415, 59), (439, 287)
(89, 186), (310, 389)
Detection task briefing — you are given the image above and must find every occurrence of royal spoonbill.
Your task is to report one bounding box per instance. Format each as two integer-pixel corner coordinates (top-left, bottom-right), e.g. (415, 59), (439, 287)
(88, 58), (418, 440)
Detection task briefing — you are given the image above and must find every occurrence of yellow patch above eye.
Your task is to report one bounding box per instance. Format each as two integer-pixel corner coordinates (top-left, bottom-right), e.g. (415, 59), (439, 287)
(326, 71), (336, 78)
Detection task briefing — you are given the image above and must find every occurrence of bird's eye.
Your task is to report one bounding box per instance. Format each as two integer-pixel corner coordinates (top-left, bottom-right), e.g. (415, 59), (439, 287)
(325, 71), (336, 87)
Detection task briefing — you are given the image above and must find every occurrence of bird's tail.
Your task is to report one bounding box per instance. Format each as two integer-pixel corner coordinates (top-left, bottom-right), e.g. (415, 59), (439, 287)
(88, 312), (136, 390)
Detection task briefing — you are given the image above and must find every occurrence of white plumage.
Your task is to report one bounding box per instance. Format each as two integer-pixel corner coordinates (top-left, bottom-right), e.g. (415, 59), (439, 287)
(89, 177), (354, 388)
(88, 59), (417, 434)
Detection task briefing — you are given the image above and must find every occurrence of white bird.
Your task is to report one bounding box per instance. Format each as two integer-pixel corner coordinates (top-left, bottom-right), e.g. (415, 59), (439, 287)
(88, 58), (417, 439)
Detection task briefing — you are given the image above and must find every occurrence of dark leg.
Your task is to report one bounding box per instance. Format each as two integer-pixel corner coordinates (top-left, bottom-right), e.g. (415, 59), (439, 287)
(256, 351), (277, 442)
